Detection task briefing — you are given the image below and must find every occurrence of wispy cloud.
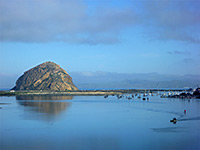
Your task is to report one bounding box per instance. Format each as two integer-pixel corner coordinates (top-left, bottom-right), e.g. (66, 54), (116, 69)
(0, 0), (137, 44)
(183, 58), (193, 63)
(0, 0), (199, 44)
(168, 50), (190, 55)
(141, 0), (200, 44)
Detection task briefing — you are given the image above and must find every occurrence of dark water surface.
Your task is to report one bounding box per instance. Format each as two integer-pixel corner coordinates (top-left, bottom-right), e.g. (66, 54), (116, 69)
(1, 95), (200, 150)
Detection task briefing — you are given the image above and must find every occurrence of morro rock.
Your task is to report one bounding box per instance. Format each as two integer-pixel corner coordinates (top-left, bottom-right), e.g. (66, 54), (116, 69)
(12, 61), (78, 91)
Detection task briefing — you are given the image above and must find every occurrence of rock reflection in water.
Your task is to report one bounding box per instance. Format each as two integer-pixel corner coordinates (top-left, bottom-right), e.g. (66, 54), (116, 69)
(16, 95), (73, 100)
(16, 95), (72, 120)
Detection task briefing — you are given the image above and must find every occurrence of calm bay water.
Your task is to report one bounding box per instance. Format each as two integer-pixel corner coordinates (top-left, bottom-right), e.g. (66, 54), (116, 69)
(1, 95), (200, 150)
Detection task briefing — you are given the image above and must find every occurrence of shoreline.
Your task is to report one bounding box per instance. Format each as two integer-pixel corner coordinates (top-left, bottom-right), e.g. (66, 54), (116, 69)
(0, 89), (186, 96)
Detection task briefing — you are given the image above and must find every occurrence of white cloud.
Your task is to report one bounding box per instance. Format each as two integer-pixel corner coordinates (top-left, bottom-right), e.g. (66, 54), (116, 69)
(0, 0), (199, 44)
(0, 0), (137, 44)
(142, 0), (200, 44)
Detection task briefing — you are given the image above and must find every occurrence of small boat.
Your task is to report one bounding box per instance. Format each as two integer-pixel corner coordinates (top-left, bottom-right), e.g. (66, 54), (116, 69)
(104, 95), (108, 98)
(170, 118), (177, 124)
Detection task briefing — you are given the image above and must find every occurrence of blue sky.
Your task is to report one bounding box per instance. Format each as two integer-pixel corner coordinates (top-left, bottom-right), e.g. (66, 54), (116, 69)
(0, 0), (200, 86)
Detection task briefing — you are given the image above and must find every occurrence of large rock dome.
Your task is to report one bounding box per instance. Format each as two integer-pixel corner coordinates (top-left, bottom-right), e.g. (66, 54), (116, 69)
(13, 61), (78, 91)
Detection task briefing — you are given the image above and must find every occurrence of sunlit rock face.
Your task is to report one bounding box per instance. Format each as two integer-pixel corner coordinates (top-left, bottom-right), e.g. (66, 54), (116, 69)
(13, 61), (78, 91)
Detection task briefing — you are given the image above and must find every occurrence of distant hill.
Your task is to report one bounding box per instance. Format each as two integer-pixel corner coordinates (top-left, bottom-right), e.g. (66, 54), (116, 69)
(12, 61), (78, 91)
(0, 70), (199, 90)
(70, 71), (200, 89)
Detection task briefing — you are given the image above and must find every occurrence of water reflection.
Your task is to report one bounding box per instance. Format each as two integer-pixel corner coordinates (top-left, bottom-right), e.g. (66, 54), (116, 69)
(18, 101), (71, 115)
(151, 127), (186, 133)
(16, 95), (73, 100)
(52, 137), (120, 150)
(2, 136), (120, 150)
(16, 95), (73, 121)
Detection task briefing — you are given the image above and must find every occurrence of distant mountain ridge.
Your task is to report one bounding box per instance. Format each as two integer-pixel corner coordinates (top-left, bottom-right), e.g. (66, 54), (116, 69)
(0, 71), (199, 90)
(12, 61), (78, 91)
(70, 71), (200, 89)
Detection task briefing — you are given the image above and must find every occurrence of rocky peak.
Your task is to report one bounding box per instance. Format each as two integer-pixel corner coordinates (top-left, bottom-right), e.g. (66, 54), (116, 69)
(13, 61), (78, 91)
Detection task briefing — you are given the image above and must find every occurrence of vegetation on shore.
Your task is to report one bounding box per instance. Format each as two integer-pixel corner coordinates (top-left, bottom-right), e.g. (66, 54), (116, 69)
(0, 89), (185, 96)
